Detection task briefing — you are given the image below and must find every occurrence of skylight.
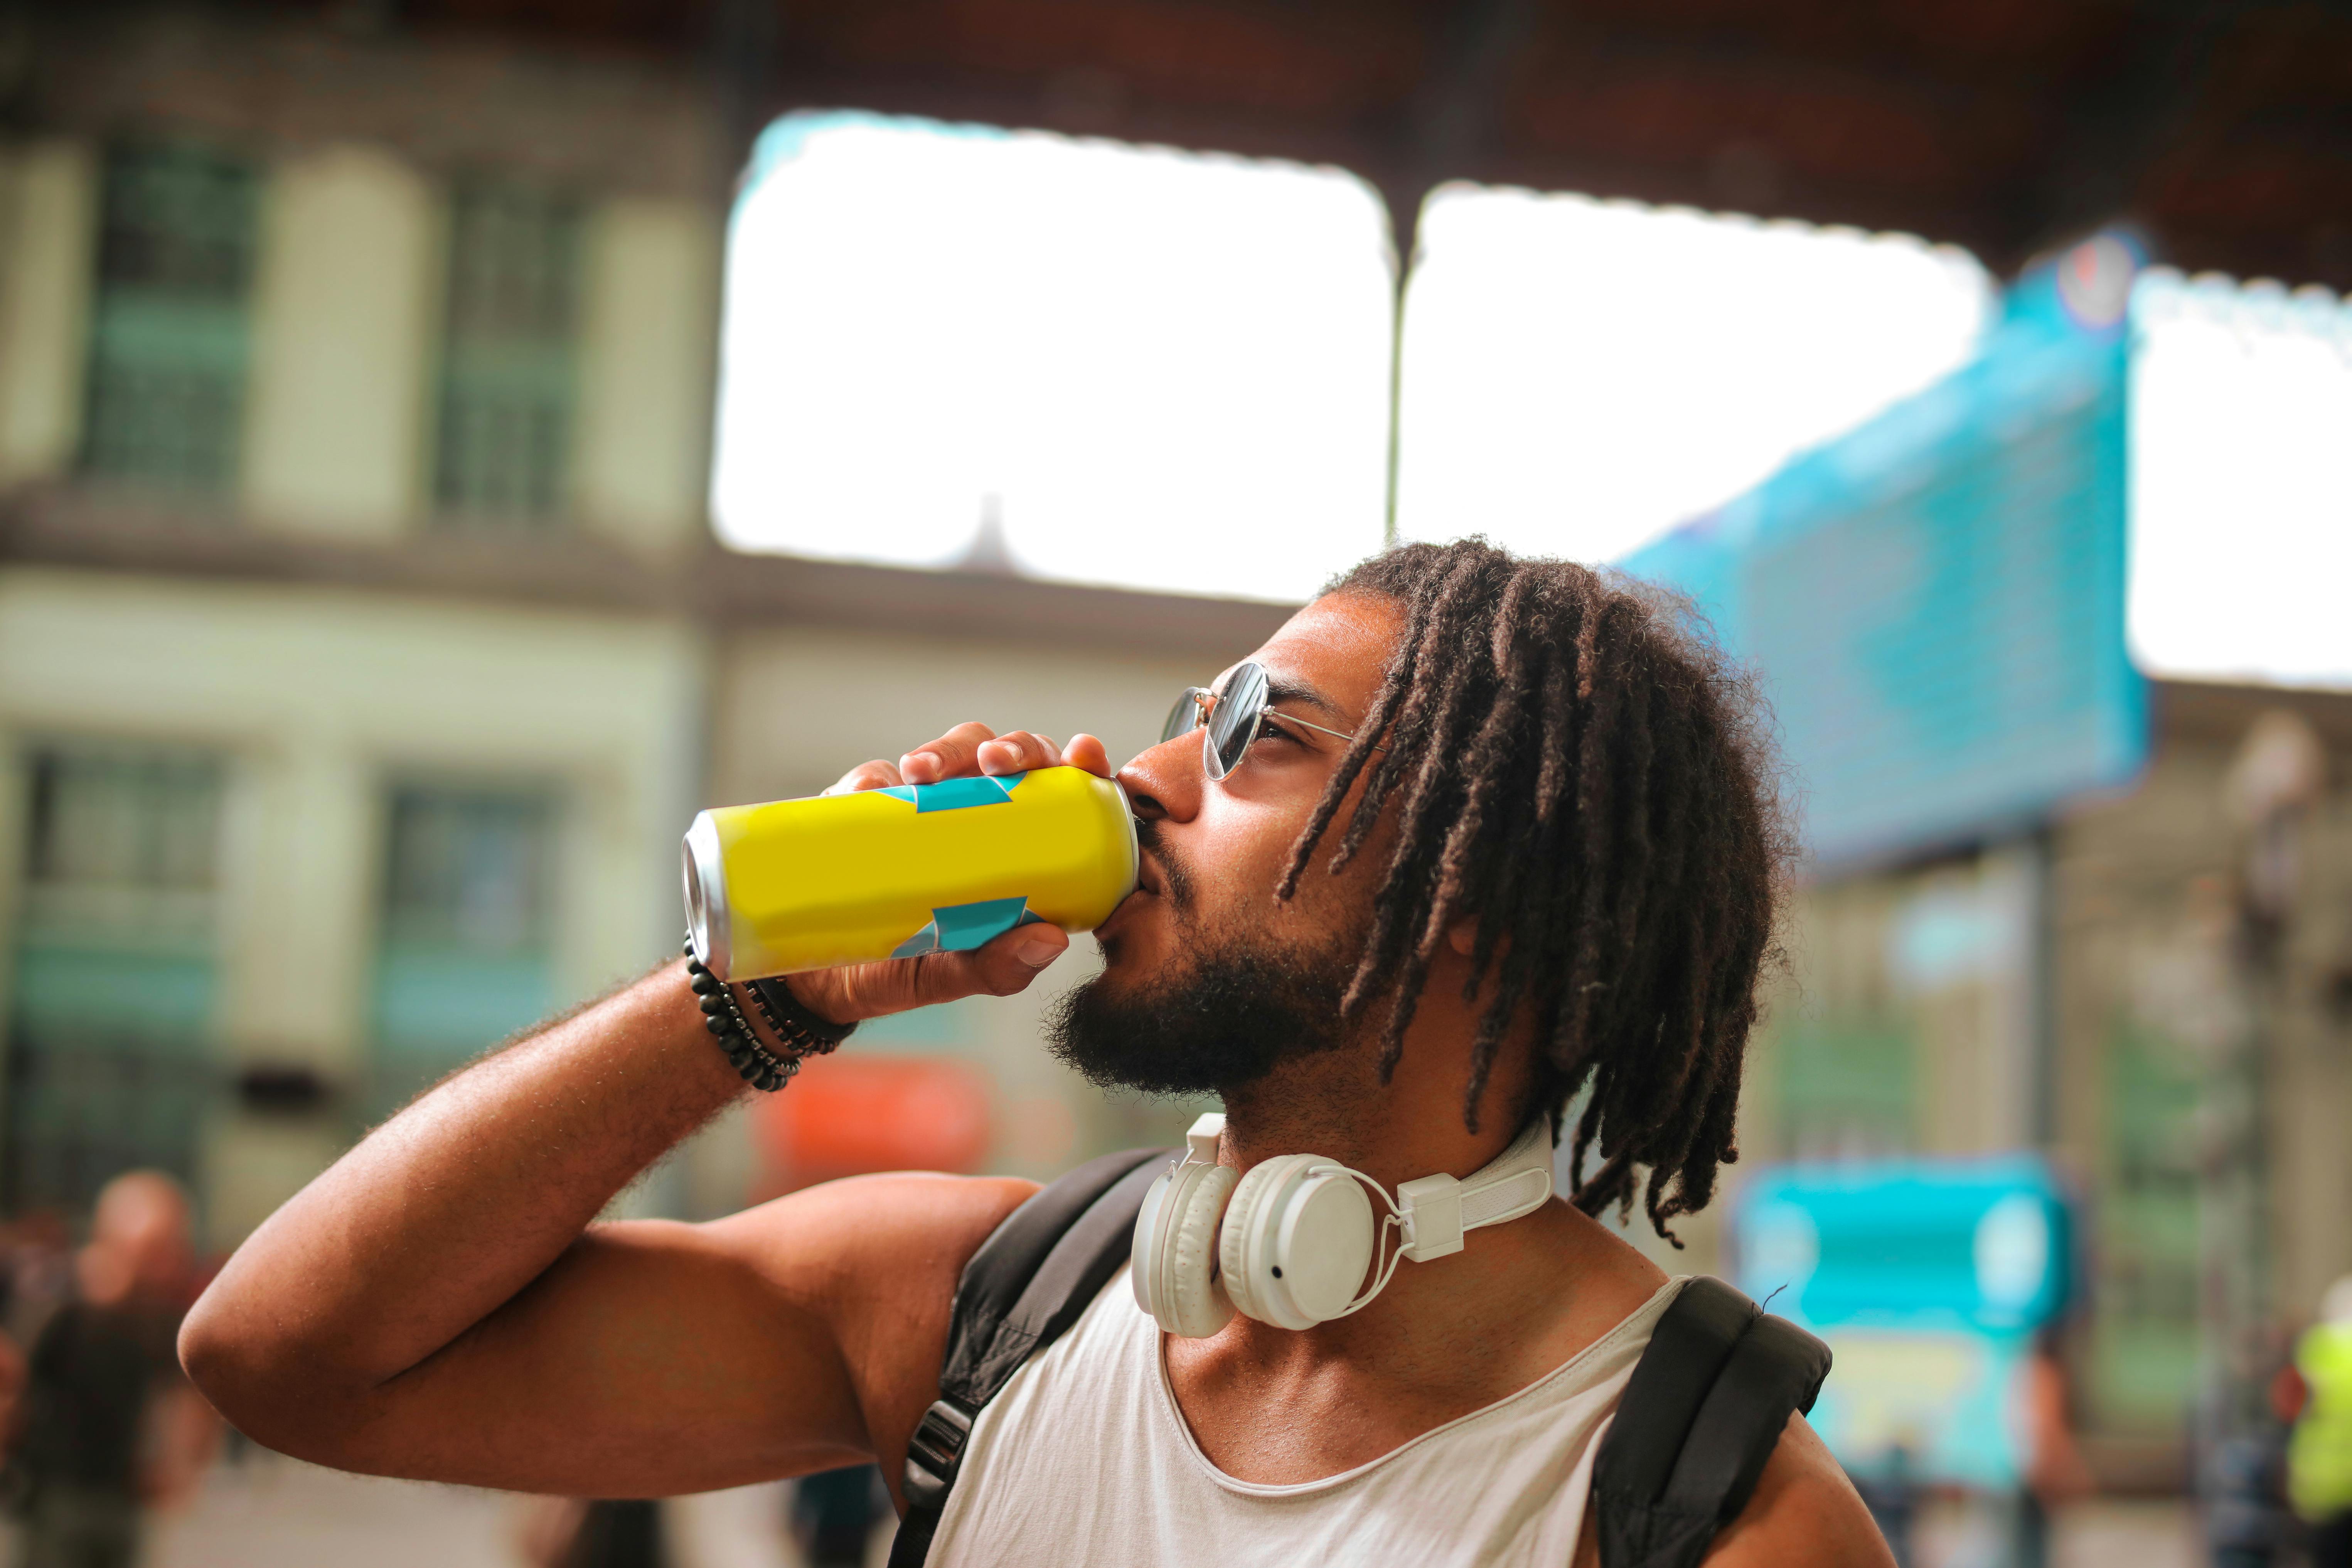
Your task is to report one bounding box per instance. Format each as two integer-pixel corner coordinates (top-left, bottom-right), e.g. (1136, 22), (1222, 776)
(711, 112), (1394, 603)
(2130, 270), (2352, 689)
(1392, 185), (1995, 563)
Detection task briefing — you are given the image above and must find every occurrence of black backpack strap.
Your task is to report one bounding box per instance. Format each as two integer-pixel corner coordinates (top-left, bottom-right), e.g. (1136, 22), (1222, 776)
(1593, 1277), (1832, 1568)
(888, 1145), (1171, 1568)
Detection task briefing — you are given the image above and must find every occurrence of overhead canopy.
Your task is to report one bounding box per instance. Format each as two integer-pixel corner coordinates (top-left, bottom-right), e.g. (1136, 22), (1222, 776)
(409, 0), (2352, 289)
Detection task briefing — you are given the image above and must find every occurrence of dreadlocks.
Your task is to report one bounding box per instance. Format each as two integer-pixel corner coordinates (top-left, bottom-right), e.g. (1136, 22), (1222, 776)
(1275, 539), (1791, 1243)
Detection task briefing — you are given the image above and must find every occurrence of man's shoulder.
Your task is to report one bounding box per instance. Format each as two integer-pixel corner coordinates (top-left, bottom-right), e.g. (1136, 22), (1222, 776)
(1702, 1414), (1894, 1568)
(700, 1170), (1041, 1506)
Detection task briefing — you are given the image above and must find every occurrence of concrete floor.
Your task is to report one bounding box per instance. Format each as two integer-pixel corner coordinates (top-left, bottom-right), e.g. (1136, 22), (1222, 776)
(1909, 1496), (2201, 1568)
(89, 1449), (2201, 1568)
(138, 1450), (849, 1568)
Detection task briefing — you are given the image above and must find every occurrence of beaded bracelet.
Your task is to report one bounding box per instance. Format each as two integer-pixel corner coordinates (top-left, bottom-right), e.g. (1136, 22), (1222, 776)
(681, 934), (854, 1092)
(746, 975), (856, 1056)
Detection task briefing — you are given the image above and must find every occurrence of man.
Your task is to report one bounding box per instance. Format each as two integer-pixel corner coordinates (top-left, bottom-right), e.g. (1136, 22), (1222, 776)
(16, 1172), (217, 1568)
(180, 541), (1890, 1566)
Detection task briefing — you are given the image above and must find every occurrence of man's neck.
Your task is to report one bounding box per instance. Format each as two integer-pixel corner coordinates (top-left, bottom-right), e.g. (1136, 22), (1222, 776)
(1211, 977), (1535, 1193)
(1159, 1162), (1665, 1485)
(1160, 967), (1670, 1485)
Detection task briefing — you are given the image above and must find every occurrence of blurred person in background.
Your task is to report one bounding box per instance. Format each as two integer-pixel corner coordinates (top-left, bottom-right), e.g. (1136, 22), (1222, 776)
(518, 1497), (667, 1568)
(9, 1172), (217, 1568)
(791, 1465), (886, 1568)
(0, 1219), (74, 1360)
(2016, 1327), (2094, 1568)
(2291, 1277), (2352, 1567)
(176, 541), (1891, 1567)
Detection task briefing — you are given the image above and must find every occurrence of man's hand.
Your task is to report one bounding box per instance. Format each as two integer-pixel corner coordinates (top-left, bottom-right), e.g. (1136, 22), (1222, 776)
(782, 723), (1117, 1026)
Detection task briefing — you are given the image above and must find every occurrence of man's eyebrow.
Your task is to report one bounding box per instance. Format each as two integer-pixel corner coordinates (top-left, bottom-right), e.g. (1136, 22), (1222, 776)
(1263, 675), (1343, 719)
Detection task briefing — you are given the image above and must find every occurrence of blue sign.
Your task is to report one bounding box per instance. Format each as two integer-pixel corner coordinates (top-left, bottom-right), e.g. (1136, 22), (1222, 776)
(1735, 1158), (2074, 1487)
(1621, 234), (2150, 869)
(1738, 1158), (2072, 1333)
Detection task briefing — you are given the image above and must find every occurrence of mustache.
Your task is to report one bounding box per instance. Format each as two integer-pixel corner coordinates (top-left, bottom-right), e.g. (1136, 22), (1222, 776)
(1133, 819), (1196, 912)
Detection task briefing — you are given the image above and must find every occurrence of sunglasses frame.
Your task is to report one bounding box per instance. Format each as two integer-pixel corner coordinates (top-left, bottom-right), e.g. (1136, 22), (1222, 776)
(1160, 660), (1371, 781)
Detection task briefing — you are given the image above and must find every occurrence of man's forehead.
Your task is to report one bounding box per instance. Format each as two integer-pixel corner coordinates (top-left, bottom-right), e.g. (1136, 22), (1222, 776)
(1222, 593), (1400, 716)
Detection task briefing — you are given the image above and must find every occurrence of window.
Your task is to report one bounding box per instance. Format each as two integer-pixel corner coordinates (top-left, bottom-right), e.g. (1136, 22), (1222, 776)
(370, 786), (557, 1112)
(2129, 271), (2352, 688)
(1779, 1018), (1917, 1161)
(712, 112), (1393, 601)
(8, 748), (224, 1213)
(80, 144), (259, 493)
(434, 185), (581, 522)
(1393, 187), (1993, 563)
(2088, 1024), (2201, 1435)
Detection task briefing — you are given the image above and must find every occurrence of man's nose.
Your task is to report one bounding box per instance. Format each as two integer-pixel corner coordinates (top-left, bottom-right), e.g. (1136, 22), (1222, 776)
(1117, 733), (1204, 824)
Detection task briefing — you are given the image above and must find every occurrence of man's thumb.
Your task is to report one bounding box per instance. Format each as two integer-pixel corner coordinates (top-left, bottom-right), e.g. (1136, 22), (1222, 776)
(960, 923), (1069, 994)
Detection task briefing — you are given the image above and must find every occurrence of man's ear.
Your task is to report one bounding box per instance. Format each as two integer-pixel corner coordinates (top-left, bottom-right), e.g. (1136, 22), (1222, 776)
(1447, 916), (1478, 956)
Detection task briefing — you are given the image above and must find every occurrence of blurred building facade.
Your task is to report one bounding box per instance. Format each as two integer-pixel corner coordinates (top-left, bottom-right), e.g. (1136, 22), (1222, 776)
(0, 5), (1257, 1255)
(1735, 681), (2352, 1482)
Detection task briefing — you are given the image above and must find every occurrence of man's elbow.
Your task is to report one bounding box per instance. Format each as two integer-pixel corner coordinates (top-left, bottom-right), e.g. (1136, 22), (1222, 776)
(177, 1284), (368, 1465)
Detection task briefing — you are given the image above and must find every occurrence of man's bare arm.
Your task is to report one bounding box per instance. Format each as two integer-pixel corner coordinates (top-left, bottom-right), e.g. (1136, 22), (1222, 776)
(179, 723), (1105, 1499)
(179, 960), (1042, 1497)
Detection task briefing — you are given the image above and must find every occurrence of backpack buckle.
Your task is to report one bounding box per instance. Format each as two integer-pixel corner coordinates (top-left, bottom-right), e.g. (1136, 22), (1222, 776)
(903, 1398), (976, 1509)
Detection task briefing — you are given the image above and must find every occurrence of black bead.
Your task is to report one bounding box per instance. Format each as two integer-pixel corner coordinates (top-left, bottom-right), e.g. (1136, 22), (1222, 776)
(689, 973), (719, 997)
(704, 1016), (731, 1037)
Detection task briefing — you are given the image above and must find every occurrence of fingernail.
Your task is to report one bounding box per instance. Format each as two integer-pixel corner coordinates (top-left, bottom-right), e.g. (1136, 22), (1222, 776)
(1013, 930), (1063, 968)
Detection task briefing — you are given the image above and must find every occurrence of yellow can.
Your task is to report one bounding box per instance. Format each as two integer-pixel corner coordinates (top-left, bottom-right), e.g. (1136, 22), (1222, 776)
(683, 766), (1139, 981)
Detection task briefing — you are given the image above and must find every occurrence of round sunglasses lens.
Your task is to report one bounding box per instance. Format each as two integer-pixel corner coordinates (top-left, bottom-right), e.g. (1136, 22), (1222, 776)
(1161, 688), (1205, 746)
(1205, 663), (1268, 779)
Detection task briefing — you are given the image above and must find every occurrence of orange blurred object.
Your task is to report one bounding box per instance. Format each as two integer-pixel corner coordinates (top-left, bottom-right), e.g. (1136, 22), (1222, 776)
(754, 1056), (993, 1189)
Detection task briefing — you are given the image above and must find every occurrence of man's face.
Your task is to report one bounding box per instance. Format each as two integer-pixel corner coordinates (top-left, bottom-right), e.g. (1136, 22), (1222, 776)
(1047, 593), (1401, 1094)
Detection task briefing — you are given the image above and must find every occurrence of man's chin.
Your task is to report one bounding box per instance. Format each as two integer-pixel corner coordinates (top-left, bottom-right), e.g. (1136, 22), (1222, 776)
(1041, 932), (1353, 1098)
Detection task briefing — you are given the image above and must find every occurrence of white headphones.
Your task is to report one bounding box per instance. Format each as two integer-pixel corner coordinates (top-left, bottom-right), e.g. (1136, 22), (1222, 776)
(1131, 1112), (1555, 1337)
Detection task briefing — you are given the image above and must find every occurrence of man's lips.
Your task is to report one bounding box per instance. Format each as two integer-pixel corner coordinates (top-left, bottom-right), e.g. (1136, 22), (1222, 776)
(1096, 849), (1166, 941)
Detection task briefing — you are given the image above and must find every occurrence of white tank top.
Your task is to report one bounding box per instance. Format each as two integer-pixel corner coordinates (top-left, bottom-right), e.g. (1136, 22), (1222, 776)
(927, 1268), (1686, 1568)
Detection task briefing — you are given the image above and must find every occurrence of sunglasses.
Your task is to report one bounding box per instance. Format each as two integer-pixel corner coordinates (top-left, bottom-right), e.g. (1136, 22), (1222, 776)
(1159, 661), (1374, 781)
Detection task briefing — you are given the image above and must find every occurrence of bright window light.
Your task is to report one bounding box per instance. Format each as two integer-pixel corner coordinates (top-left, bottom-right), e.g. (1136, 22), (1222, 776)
(712, 112), (1394, 603)
(2130, 271), (2352, 689)
(1393, 186), (1994, 562)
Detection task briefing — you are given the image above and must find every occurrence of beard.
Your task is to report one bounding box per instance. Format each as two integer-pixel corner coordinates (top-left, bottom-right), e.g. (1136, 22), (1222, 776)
(1045, 827), (1363, 1095)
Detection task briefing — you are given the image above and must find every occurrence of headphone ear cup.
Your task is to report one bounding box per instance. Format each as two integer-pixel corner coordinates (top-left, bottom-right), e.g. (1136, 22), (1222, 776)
(1133, 1161), (1237, 1337)
(1218, 1156), (1377, 1331)
(1162, 1163), (1237, 1338)
(1218, 1154), (1313, 1327)
(1131, 1168), (1177, 1320)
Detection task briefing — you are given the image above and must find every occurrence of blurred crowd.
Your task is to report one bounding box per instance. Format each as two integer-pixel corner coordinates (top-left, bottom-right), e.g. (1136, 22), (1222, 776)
(0, 1171), (893, 1568)
(0, 1173), (217, 1568)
